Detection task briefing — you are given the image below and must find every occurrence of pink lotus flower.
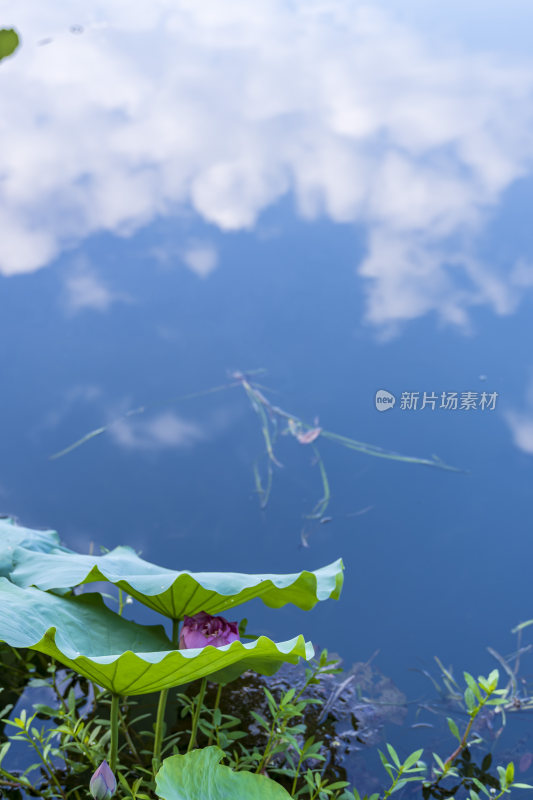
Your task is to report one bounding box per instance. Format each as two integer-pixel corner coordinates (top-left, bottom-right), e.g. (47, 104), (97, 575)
(179, 611), (240, 649)
(89, 761), (116, 800)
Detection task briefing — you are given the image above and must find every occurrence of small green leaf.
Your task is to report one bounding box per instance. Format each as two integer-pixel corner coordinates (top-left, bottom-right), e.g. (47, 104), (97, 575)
(0, 29), (19, 62)
(463, 672), (482, 701)
(433, 753), (445, 771)
(447, 717), (461, 741)
(403, 749), (424, 771)
(486, 669), (499, 688)
(0, 741), (11, 765)
(390, 780), (407, 794)
(386, 743), (401, 767)
(505, 762), (515, 785)
(471, 778), (491, 796)
(481, 754), (492, 772)
(378, 750), (394, 779)
(464, 687), (477, 713)
(117, 772), (132, 794)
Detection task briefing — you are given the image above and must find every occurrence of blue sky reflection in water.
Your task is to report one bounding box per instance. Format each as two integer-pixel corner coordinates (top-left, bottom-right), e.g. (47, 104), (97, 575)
(2, 0), (533, 720)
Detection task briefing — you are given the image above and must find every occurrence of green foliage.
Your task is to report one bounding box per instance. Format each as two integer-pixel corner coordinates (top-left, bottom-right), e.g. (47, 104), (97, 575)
(1, 645), (530, 800)
(155, 746), (292, 800)
(0, 517), (71, 579)
(419, 670), (533, 799)
(8, 534), (344, 617)
(0, 28), (19, 62)
(0, 519), (530, 800)
(175, 649), (352, 799)
(377, 746), (425, 798)
(0, 579), (313, 694)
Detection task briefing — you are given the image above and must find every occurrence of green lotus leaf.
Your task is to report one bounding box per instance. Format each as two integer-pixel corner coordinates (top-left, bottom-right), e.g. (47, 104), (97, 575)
(0, 29), (19, 62)
(0, 579), (313, 694)
(0, 518), (70, 579)
(156, 746), (292, 800)
(10, 545), (344, 619)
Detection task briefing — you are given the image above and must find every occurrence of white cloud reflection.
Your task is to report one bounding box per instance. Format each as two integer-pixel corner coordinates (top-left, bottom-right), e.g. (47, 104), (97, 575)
(108, 412), (204, 451)
(2, 1), (533, 327)
(506, 411), (533, 455)
(63, 260), (128, 313)
(505, 377), (533, 456)
(182, 242), (218, 279)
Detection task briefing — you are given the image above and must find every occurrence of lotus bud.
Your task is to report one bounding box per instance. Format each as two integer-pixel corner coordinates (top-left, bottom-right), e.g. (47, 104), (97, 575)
(89, 760), (116, 800)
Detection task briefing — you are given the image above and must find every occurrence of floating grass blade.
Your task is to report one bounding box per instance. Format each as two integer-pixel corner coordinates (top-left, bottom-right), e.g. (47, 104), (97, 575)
(48, 371), (462, 516)
(49, 381), (237, 460)
(320, 430), (462, 471)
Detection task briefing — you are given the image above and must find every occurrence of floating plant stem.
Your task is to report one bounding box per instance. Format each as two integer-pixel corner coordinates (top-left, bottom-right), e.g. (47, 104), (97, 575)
(306, 445), (330, 519)
(320, 429), (461, 470)
(253, 457), (273, 509)
(50, 369), (462, 517)
(49, 380), (238, 461)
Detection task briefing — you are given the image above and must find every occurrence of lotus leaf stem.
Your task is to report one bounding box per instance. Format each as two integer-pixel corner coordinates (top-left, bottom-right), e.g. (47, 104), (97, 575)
(207, 682), (223, 747)
(109, 693), (119, 772)
(187, 676), (208, 752)
(153, 618), (180, 774)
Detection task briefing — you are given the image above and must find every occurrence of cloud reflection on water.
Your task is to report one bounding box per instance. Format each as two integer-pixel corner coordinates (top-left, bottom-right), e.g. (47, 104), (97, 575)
(2, 1), (533, 328)
(63, 258), (129, 313)
(108, 411), (205, 451)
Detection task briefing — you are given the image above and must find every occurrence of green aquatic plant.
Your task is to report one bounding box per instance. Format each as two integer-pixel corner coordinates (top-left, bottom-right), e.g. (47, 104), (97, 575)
(0, 517), (342, 793)
(1, 519), (528, 800)
(0, 579), (315, 694)
(49, 370), (461, 517)
(1, 639), (530, 800)
(0, 28), (19, 62)
(419, 670), (532, 799)
(7, 542), (344, 618)
(155, 746), (293, 800)
(233, 371), (460, 516)
(415, 623), (533, 738)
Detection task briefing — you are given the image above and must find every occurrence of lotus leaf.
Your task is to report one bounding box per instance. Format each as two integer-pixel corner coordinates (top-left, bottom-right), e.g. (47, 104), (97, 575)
(0, 579), (313, 694)
(10, 545), (344, 619)
(0, 517), (70, 579)
(155, 746), (292, 800)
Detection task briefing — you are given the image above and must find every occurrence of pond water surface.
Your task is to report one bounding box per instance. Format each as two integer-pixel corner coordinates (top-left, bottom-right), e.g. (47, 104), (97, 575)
(2, 0), (533, 774)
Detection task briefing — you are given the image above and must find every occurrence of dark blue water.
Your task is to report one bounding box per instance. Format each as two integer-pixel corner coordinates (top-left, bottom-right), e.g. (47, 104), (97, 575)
(3, 0), (533, 775)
